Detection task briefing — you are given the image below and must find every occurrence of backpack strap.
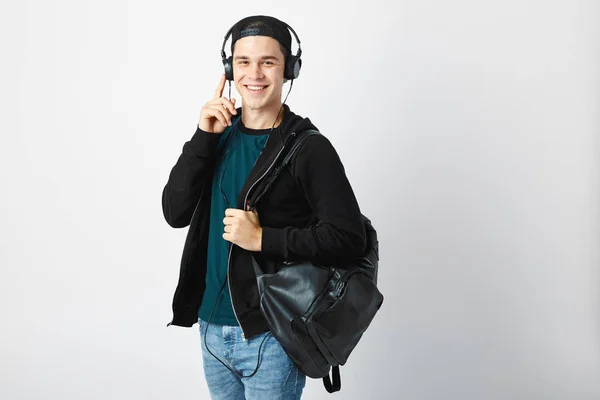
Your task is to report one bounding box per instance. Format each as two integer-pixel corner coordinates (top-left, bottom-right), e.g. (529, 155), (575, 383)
(323, 366), (341, 393)
(247, 128), (321, 210)
(280, 128), (321, 168)
(247, 128), (344, 393)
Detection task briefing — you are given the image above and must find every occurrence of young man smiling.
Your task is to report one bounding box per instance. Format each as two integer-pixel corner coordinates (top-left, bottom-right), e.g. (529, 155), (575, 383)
(162, 15), (366, 399)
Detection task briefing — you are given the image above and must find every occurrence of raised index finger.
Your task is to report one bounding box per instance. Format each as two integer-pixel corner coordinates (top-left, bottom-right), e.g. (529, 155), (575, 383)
(213, 74), (226, 99)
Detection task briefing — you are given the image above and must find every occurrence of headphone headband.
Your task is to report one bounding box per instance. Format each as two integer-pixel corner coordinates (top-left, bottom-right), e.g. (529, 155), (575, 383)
(221, 20), (302, 60)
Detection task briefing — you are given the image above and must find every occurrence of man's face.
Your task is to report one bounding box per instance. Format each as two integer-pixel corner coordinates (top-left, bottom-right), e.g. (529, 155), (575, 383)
(232, 35), (286, 112)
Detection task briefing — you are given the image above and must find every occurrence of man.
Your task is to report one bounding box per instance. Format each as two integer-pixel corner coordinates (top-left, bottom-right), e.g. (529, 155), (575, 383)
(162, 15), (366, 399)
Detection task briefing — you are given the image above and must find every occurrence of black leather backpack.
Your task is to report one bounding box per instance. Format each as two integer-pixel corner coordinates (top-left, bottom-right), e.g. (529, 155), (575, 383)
(247, 129), (383, 393)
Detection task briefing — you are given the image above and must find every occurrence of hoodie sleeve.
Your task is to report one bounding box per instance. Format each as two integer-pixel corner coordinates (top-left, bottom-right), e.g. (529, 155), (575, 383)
(260, 134), (366, 265)
(161, 125), (223, 228)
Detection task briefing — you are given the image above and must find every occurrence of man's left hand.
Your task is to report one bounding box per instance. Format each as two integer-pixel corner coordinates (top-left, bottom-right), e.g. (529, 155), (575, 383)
(223, 207), (262, 251)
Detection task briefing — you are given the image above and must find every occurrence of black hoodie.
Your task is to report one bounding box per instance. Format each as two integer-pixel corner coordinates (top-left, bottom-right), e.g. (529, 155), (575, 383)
(162, 104), (366, 338)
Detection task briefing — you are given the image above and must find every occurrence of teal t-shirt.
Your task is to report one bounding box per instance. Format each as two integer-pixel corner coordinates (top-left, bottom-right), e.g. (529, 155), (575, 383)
(198, 117), (270, 325)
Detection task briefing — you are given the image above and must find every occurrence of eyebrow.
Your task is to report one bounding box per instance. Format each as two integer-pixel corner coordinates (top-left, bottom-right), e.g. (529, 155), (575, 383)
(233, 55), (280, 61)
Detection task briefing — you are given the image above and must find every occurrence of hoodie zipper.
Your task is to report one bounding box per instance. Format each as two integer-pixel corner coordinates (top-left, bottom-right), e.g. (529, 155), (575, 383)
(227, 132), (296, 340)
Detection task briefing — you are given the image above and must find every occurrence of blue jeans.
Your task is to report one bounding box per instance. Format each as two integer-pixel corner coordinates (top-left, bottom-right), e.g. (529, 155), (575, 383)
(198, 318), (306, 399)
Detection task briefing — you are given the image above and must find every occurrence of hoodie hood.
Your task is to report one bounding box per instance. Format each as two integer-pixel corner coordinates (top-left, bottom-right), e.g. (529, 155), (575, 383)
(277, 103), (318, 146)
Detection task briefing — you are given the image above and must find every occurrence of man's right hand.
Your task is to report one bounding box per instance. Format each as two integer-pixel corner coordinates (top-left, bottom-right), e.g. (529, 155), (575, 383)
(198, 74), (238, 134)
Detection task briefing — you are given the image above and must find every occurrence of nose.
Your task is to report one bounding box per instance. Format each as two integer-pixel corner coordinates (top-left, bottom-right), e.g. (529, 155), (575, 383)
(247, 62), (265, 80)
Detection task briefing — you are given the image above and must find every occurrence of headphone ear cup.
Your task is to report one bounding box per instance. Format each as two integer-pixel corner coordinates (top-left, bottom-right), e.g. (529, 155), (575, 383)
(285, 56), (301, 80)
(223, 56), (234, 81)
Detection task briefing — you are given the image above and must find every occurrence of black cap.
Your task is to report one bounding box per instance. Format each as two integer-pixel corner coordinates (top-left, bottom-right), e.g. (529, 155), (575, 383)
(230, 15), (292, 56)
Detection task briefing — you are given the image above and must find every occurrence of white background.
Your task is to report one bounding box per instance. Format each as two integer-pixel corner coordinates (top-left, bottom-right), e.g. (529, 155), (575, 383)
(1, 0), (598, 399)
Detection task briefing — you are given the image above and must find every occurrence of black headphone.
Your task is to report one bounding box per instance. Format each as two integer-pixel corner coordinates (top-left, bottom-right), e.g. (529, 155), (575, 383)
(220, 20), (302, 82)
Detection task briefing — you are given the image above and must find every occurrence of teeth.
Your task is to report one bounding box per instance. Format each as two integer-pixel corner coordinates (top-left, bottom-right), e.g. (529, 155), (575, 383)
(247, 85), (265, 91)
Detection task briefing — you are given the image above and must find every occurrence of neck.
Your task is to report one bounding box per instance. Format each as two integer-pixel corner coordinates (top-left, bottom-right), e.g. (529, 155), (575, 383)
(241, 102), (285, 130)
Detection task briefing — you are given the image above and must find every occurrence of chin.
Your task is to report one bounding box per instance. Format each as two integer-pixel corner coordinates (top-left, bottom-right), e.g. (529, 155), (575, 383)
(241, 98), (262, 110)
(242, 97), (277, 111)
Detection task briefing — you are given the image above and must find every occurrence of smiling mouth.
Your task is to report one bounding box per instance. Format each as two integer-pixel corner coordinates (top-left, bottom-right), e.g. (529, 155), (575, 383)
(245, 85), (268, 93)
